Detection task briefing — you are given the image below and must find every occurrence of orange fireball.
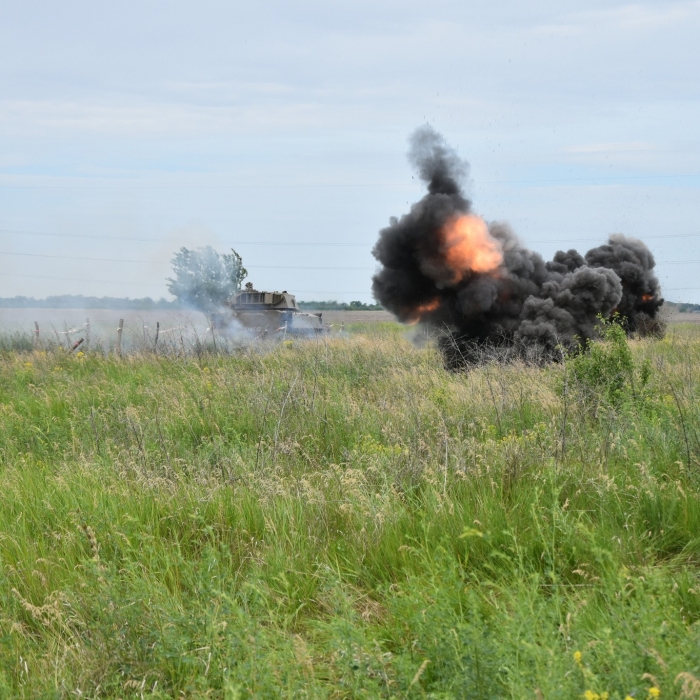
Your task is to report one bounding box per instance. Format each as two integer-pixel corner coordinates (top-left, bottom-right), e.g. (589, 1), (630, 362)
(405, 298), (440, 325)
(439, 214), (503, 283)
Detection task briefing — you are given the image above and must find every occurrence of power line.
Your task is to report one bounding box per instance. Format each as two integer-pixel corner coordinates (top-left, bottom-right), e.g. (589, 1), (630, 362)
(481, 174), (700, 185)
(2, 226), (700, 247)
(2, 271), (697, 300)
(0, 228), (373, 247)
(530, 233), (700, 244)
(1, 248), (698, 267)
(0, 173), (698, 189)
(0, 250), (375, 269)
(0, 182), (414, 190)
(0, 271), (372, 295)
(1, 269), (694, 293)
(0, 272), (163, 286)
(0, 251), (163, 263)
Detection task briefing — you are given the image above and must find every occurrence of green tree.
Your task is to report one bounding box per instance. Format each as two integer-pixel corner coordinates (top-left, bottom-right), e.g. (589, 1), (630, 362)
(166, 246), (247, 313)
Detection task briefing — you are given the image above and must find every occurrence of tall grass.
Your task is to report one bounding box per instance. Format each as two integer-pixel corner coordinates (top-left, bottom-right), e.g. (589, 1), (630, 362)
(0, 326), (699, 697)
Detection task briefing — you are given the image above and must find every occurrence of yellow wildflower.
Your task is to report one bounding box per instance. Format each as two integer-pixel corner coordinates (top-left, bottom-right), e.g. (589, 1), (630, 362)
(648, 688), (660, 699)
(23, 361), (33, 368)
(583, 691), (599, 700)
(574, 650), (583, 666)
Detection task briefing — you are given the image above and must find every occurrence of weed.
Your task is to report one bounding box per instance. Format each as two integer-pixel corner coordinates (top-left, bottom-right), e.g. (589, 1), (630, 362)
(568, 315), (652, 408)
(0, 327), (699, 696)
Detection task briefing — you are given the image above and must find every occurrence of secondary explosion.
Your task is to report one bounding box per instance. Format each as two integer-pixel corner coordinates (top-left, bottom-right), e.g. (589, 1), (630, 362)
(372, 126), (664, 368)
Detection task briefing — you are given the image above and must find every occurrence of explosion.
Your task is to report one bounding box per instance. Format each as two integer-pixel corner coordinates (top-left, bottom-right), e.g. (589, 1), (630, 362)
(439, 214), (503, 281)
(372, 126), (664, 368)
(405, 298), (440, 325)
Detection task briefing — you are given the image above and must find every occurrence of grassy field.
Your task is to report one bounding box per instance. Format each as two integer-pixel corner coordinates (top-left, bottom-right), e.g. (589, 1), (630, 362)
(1, 323), (700, 698)
(0, 309), (393, 357)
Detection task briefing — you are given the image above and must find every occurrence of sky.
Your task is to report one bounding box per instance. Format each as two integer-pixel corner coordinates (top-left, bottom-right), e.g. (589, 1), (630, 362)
(1, 0), (699, 303)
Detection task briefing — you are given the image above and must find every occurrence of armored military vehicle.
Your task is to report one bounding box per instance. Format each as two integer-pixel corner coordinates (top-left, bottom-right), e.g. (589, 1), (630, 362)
(222, 283), (326, 337)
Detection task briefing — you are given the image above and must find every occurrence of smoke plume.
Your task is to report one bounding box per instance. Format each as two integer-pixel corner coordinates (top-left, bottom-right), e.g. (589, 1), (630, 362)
(372, 126), (664, 368)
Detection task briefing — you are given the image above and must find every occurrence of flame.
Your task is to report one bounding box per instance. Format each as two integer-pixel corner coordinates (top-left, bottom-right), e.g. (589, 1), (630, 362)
(439, 214), (503, 283)
(641, 294), (654, 303)
(405, 298), (440, 325)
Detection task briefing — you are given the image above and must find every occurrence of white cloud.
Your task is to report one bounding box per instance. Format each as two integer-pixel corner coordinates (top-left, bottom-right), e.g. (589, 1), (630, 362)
(1, 0), (700, 301)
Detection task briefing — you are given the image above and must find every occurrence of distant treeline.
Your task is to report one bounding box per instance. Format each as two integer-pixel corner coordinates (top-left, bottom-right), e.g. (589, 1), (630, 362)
(297, 300), (383, 311)
(666, 301), (700, 313)
(1, 296), (694, 314)
(8, 296), (698, 314)
(0, 295), (383, 311)
(0, 295), (181, 310)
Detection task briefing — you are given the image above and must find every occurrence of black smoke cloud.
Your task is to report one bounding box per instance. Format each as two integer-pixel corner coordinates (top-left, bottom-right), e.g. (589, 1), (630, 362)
(372, 126), (664, 367)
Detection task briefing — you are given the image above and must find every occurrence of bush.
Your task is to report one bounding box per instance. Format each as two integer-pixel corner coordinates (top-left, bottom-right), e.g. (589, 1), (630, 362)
(568, 316), (651, 407)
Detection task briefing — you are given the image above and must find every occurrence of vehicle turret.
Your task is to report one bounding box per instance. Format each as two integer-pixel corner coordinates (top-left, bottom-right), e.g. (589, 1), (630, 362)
(223, 282), (326, 336)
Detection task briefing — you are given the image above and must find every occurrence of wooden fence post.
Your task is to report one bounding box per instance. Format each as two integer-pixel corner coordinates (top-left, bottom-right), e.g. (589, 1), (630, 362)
(85, 318), (90, 350)
(116, 319), (124, 357)
(154, 321), (160, 353)
(33, 322), (40, 349)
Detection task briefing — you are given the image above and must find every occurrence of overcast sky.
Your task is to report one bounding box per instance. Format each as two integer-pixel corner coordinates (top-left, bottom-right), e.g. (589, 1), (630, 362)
(1, 0), (699, 302)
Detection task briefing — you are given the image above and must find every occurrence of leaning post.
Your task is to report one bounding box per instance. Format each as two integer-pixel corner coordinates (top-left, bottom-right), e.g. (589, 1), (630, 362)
(116, 319), (124, 357)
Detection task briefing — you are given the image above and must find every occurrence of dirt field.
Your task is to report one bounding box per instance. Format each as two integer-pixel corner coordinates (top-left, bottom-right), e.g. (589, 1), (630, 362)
(0, 308), (397, 351)
(0, 308), (395, 332)
(0, 308), (209, 347)
(668, 312), (700, 323)
(2, 307), (692, 346)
